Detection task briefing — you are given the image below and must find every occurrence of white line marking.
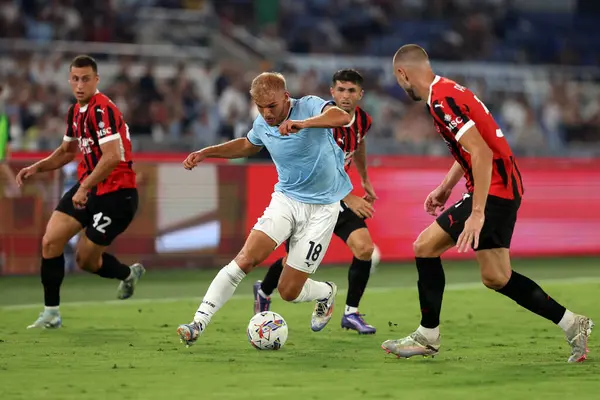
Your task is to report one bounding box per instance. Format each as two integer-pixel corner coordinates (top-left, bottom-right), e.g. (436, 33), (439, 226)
(2, 276), (600, 311)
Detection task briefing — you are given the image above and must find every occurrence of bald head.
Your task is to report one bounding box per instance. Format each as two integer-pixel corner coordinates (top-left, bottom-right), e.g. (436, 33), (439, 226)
(393, 44), (430, 67)
(392, 44), (435, 102)
(250, 72), (287, 98)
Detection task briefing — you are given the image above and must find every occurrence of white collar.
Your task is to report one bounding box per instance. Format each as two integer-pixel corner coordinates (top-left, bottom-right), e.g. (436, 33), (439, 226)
(426, 75), (441, 106)
(79, 90), (100, 112)
(284, 98), (295, 121)
(343, 112), (356, 127)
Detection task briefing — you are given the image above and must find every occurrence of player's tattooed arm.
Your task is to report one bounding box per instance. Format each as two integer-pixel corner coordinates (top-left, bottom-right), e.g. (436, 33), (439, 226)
(279, 106), (351, 135)
(183, 138), (262, 170)
(79, 139), (122, 191)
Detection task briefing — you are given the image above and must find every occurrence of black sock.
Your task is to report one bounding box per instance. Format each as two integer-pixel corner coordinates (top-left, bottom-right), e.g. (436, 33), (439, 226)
(416, 257), (445, 328)
(346, 257), (371, 308)
(260, 258), (284, 296)
(496, 271), (566, 324)
(95, 253), (131, 280)
(41, 254), (65, 307)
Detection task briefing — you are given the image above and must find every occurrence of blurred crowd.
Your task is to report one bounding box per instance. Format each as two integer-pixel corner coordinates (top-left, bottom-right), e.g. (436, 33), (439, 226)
(1, 0), (599, 156)
(220, 0), (600, 66)
(1, 53), (599, 156)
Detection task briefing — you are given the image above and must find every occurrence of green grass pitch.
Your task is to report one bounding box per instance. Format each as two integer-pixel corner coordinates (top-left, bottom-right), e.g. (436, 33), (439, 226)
(1, 257), (599, 400)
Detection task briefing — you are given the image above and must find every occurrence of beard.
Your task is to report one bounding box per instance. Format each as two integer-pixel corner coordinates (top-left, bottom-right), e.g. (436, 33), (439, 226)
(405, 88), (421, 101)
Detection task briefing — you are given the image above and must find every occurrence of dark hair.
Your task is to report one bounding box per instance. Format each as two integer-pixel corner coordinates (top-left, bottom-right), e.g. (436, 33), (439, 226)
(331, 69), (364, 87)
(70, 55), (98, 73)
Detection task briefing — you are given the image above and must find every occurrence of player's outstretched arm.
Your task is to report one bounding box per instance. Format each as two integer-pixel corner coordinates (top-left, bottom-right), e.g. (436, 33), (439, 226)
(279, 106), (351, 135)
(16, 140), (78, 186)
(302, 106), (352, 128)
(183, 138), (262, 170)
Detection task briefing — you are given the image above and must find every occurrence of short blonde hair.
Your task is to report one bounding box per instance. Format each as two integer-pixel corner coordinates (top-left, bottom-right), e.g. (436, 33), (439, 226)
(250, 72), (287, 98)
(393, 44), (429, 65)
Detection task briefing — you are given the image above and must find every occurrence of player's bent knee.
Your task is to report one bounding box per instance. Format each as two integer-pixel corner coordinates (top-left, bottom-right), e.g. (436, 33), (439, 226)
(233, 251), (260, 273)
(413, 223), (454, 258)
(413, 236), (436, 258)
(75, 251), (99, 272)
(278, 276), (303, 301)
(351, 241), (374, 261)
(278, 265), (308, 302)
(481, 271), (510, 290)
(278, 284), (302, 302)
(41, 234), (67, 259)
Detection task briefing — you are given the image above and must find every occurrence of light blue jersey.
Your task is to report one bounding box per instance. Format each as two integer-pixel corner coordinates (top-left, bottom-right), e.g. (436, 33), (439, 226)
(247, 95), (352, 204)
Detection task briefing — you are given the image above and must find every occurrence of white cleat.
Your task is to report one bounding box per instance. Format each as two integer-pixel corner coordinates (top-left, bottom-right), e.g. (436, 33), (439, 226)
(117, 263), (145, 300)
(177, 322), (204, 347)
(311, 282), (337, 332)
(27, 309), (62, 329)
(382, 331), (440, 358)
(566, 315), (593, 363)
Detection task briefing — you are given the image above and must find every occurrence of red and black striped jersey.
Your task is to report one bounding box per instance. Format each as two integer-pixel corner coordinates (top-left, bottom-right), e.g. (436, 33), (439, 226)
(426, 76), (524, 201)
(332, 106), (373, 171)
(63, 91), (136, 195)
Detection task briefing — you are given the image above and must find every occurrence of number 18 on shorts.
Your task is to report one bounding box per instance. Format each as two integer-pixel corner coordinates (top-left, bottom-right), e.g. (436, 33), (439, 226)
(253, 192), (339, 274)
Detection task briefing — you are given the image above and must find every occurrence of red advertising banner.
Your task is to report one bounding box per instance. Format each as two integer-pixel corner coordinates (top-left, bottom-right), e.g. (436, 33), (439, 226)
(2, 153), (599, 275)
(245, 158), (600, 264)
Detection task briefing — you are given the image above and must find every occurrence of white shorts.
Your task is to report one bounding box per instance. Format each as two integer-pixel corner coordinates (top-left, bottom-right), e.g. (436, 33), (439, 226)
(252, 192), (339, 274)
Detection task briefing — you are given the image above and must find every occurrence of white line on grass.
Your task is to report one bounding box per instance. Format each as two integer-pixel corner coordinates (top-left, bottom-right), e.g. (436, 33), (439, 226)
(2, 276), (600, 311)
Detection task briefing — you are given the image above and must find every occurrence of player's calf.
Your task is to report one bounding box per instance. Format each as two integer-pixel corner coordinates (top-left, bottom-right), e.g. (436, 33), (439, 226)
(179, 230), (276, 346)
(30, 211), (82, 329)
(478, 249), (594, 362)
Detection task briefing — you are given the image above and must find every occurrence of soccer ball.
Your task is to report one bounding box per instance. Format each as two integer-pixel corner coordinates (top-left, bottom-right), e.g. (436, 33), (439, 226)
(247, 311), (288, 350)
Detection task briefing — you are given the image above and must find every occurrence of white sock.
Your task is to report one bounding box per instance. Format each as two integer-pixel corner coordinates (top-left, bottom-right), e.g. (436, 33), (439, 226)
(193, 261), (246, 326)
(291, 279), (332, 303)
(345, 306), (358, 315)
(558, 309), (576, 333)
(417, 325), (440, 342)
(45, 306), (59, 312)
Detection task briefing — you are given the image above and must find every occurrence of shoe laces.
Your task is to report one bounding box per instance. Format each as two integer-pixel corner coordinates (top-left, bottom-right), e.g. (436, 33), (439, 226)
(315, 301), (328, 317)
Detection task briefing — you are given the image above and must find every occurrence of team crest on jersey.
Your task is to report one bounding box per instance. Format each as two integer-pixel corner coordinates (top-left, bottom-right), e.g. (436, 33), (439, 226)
(444, 114), (452, 122)
(77, 137), (94, 154)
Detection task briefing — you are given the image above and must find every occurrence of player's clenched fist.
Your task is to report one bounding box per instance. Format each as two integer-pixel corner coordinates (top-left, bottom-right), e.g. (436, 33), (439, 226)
(183, 151), (206, 170)
(278, 120), (305, 136)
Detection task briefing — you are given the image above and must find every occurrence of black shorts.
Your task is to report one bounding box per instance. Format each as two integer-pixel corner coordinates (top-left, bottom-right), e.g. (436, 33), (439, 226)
(56, 183), (139, 246)
(436, 193), (520, 251)
(285, 200), (367, 252)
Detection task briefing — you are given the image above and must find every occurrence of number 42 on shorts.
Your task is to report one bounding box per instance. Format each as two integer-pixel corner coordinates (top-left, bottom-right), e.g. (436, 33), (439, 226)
(93, 212), (112, 233)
